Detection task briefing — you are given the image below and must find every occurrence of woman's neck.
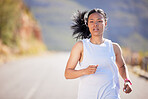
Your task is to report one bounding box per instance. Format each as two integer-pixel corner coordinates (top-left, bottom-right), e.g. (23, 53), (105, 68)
(90, 36), (104, 45)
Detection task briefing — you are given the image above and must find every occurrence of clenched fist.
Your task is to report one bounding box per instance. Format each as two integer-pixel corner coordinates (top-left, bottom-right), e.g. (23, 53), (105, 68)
(123, 82), (132, 94)
(84, 65), (99, 75)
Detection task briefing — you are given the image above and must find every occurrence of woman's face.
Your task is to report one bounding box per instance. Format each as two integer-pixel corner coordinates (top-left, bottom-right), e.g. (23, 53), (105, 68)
(88, 12), (107, 37)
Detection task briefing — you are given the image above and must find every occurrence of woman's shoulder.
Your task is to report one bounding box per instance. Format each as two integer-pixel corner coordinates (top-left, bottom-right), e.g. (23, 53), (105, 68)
(112, 42), (121, 49)
(71, 41), (83, 52)
(104, 39), (121, 53)
(75, 41), (83, 47)
(112, 42), (122, 55)
(73, 38), (89, 47)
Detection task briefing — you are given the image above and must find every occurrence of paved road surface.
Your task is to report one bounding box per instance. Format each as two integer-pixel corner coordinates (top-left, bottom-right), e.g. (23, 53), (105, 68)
(0, 52), (148, 99)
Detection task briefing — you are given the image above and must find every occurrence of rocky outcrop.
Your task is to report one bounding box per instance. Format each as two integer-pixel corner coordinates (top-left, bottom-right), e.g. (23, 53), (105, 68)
(0, 0), (46, 64)
(19, 12), (42, 42)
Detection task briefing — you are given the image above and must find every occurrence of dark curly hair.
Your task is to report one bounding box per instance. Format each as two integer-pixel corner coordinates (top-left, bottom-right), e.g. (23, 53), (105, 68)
(71, 8), (107, 40)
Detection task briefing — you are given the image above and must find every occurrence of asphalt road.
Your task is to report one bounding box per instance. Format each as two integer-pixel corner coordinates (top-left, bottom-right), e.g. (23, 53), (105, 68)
(0, 52), (148, 99)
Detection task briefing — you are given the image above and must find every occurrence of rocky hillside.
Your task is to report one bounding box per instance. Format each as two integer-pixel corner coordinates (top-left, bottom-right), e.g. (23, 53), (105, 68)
(24, 0), (148, 51)
(0, 0), (46, 63)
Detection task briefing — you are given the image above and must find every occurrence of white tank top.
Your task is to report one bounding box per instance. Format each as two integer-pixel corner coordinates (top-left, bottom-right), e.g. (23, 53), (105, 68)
(78, 38), (120, 89)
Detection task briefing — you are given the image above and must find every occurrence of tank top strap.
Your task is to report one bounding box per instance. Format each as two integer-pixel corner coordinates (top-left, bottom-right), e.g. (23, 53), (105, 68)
(80, 39), (89, 65)
(81, 39), (89, 45)
(104, 39), (116, 61)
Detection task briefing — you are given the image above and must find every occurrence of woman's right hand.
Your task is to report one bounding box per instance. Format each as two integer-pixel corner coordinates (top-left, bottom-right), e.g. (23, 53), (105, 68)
(84, 65), (98, 75)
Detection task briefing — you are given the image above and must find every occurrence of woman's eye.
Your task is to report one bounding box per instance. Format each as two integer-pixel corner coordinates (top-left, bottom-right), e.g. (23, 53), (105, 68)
(90, 21), (93, 23)
(89, 20), (103, 24)
(98, 21), (103, 22)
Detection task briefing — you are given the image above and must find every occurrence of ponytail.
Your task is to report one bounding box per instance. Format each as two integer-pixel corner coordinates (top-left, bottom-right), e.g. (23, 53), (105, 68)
(71, 10), (91, 40)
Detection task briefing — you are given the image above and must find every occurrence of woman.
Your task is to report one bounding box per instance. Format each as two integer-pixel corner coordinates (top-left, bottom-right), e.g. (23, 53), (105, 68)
(65, 8), (132, 99)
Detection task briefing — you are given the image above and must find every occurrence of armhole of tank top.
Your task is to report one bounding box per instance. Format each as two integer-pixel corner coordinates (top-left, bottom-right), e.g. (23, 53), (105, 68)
(109, 40), (116, 61)
(79, 39), (85, 65)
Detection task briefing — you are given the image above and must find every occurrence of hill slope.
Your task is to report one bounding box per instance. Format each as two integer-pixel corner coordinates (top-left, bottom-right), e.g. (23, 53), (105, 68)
(24, 0), (148, 51)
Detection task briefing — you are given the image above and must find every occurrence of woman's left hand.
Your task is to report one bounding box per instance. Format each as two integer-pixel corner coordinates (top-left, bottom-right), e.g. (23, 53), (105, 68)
(123, 82), (132, 94)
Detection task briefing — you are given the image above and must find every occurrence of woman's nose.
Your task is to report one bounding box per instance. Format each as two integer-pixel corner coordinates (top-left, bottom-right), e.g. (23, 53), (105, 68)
(94, 22), (98, 26)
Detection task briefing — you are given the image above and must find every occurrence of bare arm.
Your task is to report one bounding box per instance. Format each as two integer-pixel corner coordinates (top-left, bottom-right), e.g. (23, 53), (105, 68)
(65, 41), (98, 79)
(113, 43), (129, 80)
(113, 43), (132, 93)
